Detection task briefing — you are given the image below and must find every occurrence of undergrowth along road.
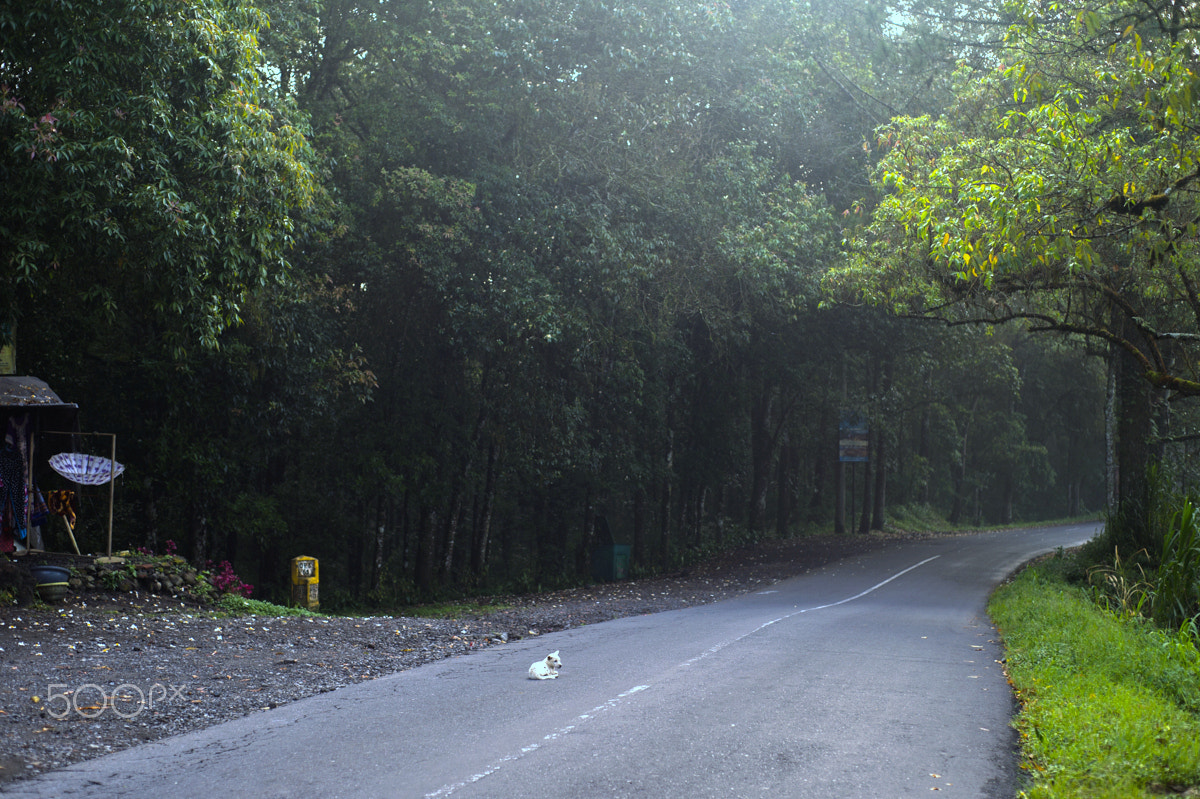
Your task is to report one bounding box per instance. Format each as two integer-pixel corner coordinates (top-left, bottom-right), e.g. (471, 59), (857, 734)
(990, 560), (1200, 799)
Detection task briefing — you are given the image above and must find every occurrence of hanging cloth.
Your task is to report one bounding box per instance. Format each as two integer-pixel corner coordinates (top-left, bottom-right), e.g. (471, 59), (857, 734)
(46, 489), (77, 528)
(0, 444), (27, 541)
(30, 486), (50, 526)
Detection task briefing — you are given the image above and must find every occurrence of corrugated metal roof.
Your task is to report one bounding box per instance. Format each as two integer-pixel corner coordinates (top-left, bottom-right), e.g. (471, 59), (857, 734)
(0, 376), (77, 409)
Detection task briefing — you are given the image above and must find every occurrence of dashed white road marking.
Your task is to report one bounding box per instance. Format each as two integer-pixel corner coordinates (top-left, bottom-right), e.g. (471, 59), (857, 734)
(680, 555), (940, 667)
(425, 556), (940, 797)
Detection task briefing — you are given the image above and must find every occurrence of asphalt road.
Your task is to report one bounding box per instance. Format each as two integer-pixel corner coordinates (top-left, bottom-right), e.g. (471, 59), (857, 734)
(3, 523), (1098, 799)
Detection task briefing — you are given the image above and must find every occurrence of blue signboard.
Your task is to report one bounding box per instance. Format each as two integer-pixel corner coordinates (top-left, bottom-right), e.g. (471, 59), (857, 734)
(839, 414), (869, 462)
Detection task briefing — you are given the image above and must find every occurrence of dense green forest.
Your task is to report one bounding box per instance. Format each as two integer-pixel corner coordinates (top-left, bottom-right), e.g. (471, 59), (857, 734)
(5, 0), (1199, 607)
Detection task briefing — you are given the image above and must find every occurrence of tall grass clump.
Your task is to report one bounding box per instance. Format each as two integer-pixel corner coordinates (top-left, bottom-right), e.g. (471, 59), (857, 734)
(1155, 499), (1200, 630)
(1082, 466), (1200, 632)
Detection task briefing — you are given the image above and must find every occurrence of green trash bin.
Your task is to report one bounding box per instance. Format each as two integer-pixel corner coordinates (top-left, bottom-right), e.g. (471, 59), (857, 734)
(592, 544), (631, 581)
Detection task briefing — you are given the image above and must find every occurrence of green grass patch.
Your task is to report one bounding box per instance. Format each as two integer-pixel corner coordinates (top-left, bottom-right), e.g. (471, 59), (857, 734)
(990, 567), (1200, 798)
(215, 594), (323, 617)
(885, 505), (1101, 535)
(885, 503), (961, 533)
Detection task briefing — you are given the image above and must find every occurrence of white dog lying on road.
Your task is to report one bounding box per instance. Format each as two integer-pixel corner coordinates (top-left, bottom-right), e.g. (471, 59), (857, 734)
(528, 650), (562, 680)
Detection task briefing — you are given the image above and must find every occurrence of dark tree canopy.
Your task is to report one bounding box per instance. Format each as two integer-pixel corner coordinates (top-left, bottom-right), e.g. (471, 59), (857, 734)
(0, 0), (324, 352)
(1, 0), (1116, 606)
(831, 0), (1200, 399)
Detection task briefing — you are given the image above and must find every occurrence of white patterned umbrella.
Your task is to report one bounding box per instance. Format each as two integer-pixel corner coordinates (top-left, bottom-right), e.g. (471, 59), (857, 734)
(49, 452), (125, 485)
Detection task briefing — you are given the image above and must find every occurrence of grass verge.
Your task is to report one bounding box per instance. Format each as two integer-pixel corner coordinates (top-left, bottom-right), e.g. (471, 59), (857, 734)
(989, 565), (1200, 798)
(215, 594), (323, 617)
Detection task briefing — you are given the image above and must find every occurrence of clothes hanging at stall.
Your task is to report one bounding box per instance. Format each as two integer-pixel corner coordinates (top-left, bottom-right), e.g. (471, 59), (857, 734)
(0, 443), (27, 544)
(46, 490), (76, 528)
(30, 486), (49, 526)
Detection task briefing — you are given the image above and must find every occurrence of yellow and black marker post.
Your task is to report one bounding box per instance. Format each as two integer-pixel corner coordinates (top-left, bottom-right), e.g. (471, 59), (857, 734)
(290, 557), (319, 610)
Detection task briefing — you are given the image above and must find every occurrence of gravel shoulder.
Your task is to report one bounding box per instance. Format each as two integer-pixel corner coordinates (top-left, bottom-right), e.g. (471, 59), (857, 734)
(0, 532), (911, 786)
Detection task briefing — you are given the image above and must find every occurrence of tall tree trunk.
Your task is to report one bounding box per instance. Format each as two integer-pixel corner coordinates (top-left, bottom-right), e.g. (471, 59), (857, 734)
(949, 396), (980, 526)
(552, 515), (569, 577)
(143, 477), (159, 555)
(918, 372), (934, 505)
(632, 487), (646, 569)
(748, 386), (775, 535)
(1116, 344), (1156, 512)
(857, 447), (873, 535)
(810, 427), (828, 523)
(372, 495), (387, 592)
(445, 401), (489, 582)
(1105, 350), (1118, 511)
(659, 475), (672, 572)
(400, 491), (411, 579)
(674, 481), (688, 551)
(775, 434), (792, 538)
(257, 539), (282, 604)
(190, 507), (207, 569)
(471, 442), (498, 580)
(870, 358), (893, 531)
(440, 488), (463, 581)
(714, 484), (727, 547)
(834, 457), (846, 534)
(948, 464), (966, 525)
(225, 524), (238, 569)
(348, 511), (364, 598)
(1065, 411), (1079, 517)
(835, 358), (848, 533)
(659, 426), (674, 572)
(576, 489), (595, 578)
(416, 505), (437, 593)
(694, 486), (708, 547)
(870, 430), (887, 531)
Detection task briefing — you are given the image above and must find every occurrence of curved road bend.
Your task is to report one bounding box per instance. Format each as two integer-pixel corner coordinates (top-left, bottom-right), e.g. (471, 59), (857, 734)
(4, 523), (1098, 799)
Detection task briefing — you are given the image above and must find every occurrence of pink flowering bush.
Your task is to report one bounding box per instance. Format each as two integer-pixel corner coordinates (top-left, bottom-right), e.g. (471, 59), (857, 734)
(207, 560), (253, 598)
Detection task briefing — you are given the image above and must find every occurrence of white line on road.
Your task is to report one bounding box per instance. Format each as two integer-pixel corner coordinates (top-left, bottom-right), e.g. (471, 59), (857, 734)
(680, 555), (941, 667)
(425, 684), (650, 798)
(425, 556), (940, 798)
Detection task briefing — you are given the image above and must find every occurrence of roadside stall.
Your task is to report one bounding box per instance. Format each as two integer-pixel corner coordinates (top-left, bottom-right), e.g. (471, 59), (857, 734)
(0, 376), (81, 555)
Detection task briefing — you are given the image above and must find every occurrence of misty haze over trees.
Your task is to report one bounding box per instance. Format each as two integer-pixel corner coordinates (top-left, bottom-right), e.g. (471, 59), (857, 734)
(4, 0), (1196, 606)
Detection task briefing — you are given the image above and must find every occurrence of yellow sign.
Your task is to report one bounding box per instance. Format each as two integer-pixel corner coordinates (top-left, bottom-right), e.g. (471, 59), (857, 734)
(290, 557), (319, 610)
